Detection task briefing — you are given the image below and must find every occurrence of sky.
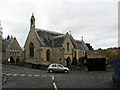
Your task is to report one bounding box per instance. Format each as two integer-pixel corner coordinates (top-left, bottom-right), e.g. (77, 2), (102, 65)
(0, 0), (118, 49)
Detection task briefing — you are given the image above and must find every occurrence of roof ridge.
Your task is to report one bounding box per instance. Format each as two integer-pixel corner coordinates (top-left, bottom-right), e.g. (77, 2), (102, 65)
(53, 35), (65, 39)
(35, 28), (64, 35)
(75, 40), (82, 42)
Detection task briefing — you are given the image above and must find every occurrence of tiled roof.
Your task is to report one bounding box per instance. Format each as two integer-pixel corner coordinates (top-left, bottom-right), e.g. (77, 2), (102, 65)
(86, 50), (106, 59)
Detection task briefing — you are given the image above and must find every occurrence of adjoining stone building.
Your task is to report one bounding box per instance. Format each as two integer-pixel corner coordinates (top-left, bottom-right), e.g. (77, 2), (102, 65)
(2, 37), (23, 65)
(24, 14), (89, 67)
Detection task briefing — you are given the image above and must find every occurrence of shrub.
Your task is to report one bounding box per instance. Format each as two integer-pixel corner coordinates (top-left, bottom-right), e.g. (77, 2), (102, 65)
(71, 57), (78, 66)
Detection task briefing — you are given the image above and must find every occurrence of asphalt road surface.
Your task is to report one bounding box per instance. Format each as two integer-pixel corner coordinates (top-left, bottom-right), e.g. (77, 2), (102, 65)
(2, 64), (113, 89)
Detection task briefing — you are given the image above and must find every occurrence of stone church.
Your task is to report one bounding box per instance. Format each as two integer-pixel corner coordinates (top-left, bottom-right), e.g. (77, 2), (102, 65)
(24, 14), (89, 67)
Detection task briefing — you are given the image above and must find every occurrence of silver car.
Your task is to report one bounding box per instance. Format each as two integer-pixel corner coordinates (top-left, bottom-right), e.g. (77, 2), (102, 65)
(47, 63), (69, 73)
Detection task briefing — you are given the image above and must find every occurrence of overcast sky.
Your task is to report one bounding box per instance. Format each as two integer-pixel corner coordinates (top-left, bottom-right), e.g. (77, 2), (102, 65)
(0, 0), (118, 49)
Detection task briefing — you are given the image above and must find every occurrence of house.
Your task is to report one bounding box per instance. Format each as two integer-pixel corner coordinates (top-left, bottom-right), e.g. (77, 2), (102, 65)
(24, 14), (89, 67)
(2, 36), (23, 65)
(86, 50), (106, 71)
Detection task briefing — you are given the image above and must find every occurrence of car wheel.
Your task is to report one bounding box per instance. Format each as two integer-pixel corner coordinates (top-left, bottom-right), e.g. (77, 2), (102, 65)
(49, 69), (53, 73)
(64, 70), (69, 73)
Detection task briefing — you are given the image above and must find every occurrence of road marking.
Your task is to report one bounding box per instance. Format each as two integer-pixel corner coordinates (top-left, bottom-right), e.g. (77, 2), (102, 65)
(84, 77), (89, 79)
(5, 74), (11, 76)
(41, 75), (47, 77)
(19, 74), (25, 76)
(12, 74), (19, 76)
(2, 73), (6, 75)
(34, 75), (39, 77)
(53, 82), (58, 90)
(28, 75), (32, 77)
(52, 76), (54, 80)
(91, 77), (95, 78)
(97, 77), (101, 79)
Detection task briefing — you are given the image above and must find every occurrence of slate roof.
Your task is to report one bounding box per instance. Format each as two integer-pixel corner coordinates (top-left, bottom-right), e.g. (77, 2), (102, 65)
(35, 28), (89, 50)
(86, 50), (106, 59)
(35, 28), (64, 47)
(53, 35), (65, 47)
(2, 39), (12, 52)
(75, 40), (89, 50)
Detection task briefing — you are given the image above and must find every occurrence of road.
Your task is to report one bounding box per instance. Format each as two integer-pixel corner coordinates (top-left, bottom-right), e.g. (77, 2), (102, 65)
(2, 64), (113, 89)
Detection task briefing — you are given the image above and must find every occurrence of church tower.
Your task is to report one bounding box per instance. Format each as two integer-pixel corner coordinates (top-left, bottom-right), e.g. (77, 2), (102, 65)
(30, 13), (35, 28)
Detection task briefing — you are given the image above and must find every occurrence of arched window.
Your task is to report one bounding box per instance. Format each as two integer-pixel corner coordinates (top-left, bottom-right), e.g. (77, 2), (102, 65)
(67, 42), (69, 51)
(75, 51), (77, 57)
(29, 42), (34, 57)
(46, 49), (50, 61)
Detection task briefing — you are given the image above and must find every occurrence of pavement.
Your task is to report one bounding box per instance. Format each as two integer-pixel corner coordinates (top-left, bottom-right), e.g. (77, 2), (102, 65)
(2, 64), (114, 89)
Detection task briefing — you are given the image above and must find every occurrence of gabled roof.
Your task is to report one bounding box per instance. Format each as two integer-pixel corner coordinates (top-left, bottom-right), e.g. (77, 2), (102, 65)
(2, 39), (12, 52)
(86, 50), (106, 59)
(69, 34), (78, 49)
(75, 40), (89, 50)
(53, 35), (65, 47)
(35, 28), (64, 47)
(35, 28), (89, 50)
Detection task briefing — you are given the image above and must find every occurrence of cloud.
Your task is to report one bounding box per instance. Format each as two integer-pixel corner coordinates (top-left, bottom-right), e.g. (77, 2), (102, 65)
(0, 0), (118, 49)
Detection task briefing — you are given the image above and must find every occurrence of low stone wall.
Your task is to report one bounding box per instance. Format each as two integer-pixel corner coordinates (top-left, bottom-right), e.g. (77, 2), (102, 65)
(24, 63), (48, 70)
(69, 66), (87, 71)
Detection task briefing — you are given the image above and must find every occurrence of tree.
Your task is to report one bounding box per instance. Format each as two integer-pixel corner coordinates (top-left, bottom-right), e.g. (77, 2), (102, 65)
(86, 43), (93, 50)
(79, 57), (86, 66)
(7, 35), (10, 39)
(98, 48), (102, 50)
(71, 57), (77, 66)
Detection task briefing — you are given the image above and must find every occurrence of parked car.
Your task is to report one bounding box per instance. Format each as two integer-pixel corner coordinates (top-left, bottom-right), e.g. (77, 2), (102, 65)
(47, 63), (69, 73)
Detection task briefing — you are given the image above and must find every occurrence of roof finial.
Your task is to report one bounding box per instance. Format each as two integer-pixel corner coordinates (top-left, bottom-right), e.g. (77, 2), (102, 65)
(81, 36), (83, 40)
(32, 13), (34, 16)
(69, 31), (71, 34)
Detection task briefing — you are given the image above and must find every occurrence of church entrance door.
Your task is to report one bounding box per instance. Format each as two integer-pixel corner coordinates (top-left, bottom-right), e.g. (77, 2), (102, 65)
(66, 57), (71, 67)
(10, 57), (15, 64)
